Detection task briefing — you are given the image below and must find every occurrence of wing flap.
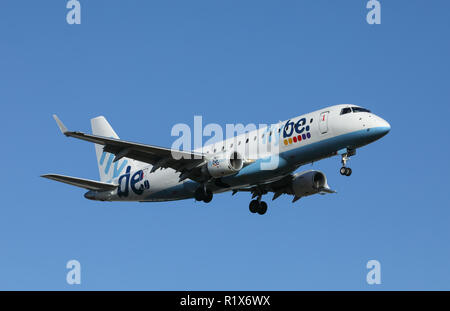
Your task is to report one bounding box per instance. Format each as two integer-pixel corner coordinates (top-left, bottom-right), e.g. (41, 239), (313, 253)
(41, 174), (118, 191)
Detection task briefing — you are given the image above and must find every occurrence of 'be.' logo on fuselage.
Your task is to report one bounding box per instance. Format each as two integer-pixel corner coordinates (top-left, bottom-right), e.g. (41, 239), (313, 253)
(283, 117), (312, 146)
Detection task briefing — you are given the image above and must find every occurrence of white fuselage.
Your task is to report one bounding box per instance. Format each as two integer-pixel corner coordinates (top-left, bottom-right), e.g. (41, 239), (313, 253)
(86, 104), (390, 202)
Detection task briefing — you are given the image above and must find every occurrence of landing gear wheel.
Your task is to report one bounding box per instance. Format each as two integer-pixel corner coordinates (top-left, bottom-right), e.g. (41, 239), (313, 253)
(340, 167), (347, 175)
(257, 201), (268, 215)
(249, 200), (259, 213)
(345, 167), (352, 176)
(194, 187), (205, 201)
(203, 190), (213, 203)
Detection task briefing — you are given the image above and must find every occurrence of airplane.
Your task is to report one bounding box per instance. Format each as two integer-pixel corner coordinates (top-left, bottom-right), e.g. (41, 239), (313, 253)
(42, 104), (390, 215)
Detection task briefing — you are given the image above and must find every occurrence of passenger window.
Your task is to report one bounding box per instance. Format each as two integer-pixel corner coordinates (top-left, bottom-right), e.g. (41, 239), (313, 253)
(340, 108), (352, 115)
(310, 118), (313, 123)
(246, 138), (249, 143)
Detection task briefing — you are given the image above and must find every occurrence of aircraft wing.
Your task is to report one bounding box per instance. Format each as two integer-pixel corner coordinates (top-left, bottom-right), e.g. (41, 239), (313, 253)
(52, 115), (206, 180)
(41, 174), (118, 191)
(232, 173), (336, 203)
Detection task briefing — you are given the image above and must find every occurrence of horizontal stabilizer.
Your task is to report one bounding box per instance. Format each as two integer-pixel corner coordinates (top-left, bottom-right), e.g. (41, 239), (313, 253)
(41, 174), (118, 191)
(53, 115), (68, 134)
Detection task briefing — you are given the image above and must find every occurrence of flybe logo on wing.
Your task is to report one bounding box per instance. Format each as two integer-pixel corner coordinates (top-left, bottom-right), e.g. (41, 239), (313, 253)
(99, 151), (128, 179)
(283, 117), (312, 146)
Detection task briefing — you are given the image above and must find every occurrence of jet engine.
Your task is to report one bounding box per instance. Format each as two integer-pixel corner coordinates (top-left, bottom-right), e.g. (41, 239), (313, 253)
(206, 151), (244, 178)
(291, 170), (330, 197)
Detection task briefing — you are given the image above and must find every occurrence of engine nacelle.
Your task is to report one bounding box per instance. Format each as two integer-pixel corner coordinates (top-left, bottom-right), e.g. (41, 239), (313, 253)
(292, 170), (329, 197)
(206, 151), (243, 178)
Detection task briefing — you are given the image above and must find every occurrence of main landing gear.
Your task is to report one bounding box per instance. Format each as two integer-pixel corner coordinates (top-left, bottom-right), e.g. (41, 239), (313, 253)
(249, 198), (268, 215)
(195, 186), (213, 203)
(339, 149), (355, 176)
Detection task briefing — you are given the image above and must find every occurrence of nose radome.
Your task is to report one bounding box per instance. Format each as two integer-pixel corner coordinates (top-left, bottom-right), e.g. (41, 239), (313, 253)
(378, 117), (391, 133)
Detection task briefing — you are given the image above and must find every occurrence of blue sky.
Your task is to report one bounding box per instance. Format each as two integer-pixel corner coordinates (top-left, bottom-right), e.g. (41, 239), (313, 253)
(1, 0), (449, 290)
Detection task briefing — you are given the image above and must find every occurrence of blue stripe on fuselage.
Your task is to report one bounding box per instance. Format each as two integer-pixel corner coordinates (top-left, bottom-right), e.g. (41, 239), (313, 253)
(143, 126), (390, 201)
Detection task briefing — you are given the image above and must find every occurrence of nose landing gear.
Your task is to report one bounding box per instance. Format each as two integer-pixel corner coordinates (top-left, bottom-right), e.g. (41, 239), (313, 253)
(339, 149), (355, 176)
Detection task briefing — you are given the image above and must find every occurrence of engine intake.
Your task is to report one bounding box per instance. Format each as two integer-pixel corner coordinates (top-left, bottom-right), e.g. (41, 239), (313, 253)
(206, 151), (243, 178)
(292, 170), (328, 197)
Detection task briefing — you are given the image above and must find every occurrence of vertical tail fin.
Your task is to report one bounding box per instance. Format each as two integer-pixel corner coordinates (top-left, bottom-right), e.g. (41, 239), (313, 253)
(91, 116), (132, 183)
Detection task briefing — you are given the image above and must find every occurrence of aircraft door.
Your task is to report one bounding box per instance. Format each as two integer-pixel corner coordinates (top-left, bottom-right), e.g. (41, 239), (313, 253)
(319, 111), (329, 134)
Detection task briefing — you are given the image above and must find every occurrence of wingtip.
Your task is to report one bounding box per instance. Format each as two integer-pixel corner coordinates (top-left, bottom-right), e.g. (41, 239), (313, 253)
(52, 114), (68, 134)
(41, 174), (51, 181)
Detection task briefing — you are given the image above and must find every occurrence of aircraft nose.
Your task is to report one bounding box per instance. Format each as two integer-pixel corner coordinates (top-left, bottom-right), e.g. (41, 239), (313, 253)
(367, 116), (391, 141)
(378, 117), (391, 135)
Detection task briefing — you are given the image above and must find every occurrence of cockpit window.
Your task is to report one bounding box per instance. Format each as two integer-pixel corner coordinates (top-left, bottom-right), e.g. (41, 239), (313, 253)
(340, 107), (352, 115)
(352, 107), (371, 113)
